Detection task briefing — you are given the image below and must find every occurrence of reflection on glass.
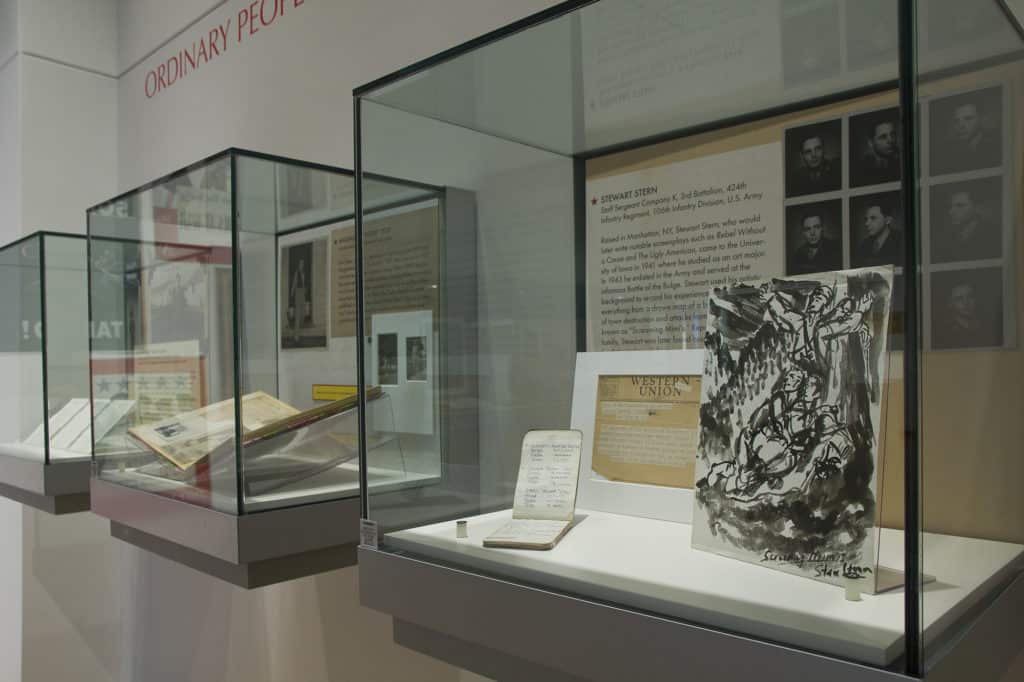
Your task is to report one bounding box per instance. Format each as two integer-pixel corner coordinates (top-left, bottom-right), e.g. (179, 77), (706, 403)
(356, 0), (1024, 676)
(89, 151), (437, 514)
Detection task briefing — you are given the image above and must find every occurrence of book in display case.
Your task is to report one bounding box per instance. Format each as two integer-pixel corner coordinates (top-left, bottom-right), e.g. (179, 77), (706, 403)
(87, 149), (448, 587)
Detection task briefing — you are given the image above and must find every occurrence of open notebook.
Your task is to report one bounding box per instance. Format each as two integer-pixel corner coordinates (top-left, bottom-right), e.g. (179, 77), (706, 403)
(483, 430), (583, 550)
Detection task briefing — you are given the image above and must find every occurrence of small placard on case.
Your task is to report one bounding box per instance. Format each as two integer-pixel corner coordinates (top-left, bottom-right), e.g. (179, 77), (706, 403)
(360, 518), (379, 549)
(312, 384), (358, 401)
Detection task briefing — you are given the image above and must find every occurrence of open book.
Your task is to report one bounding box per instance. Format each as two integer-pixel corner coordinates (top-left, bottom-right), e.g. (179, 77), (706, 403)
(483, 430), (583, 550)
(129, 387), (382, 471)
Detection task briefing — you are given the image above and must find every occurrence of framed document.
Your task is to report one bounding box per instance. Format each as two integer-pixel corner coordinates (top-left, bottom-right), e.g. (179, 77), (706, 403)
(591, 374), (700, 488)
(570, 350), (703, 524)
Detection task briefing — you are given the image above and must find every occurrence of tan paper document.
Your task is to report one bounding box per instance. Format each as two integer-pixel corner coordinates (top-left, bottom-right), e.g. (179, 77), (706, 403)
(592, 375), (700, 488)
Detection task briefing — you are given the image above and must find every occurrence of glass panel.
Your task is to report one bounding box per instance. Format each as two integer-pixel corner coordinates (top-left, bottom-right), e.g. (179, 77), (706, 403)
(365, 0), (926, 156)
(90, 151), (436, 515)
(359, 97), (577, 532)
(353, 0), (1024, 671)
(234, 154), (362, 511)
(41, 234), (91, 463)
(0, 235), (46, 462)
(89, 154), (240, 514)
(914, 0), (1024, 673)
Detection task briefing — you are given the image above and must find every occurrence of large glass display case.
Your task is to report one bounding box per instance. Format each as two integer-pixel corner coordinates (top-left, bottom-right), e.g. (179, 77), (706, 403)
(0, 232), (92, 514)
(355, 1), (1024, 679)
(87, 149), (442, 586)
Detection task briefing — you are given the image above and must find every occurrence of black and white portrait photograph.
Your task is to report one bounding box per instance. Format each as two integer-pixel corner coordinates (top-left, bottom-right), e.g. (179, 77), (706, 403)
(785, 119), (843, 198)
(929, 176), (1002, 264)
(279, 239), (328, 349)
(406, 336), (427, 381)
(782, 1), (841, 88)
(926, 0), (1013, 53)
(849, 107), (901, 187)
(786, 199), (843, 275)
(378, 333), (398, 385)
(845, 0), (898, 72)
(931, 267), (1003, 350)
(849, 191), (903, 269)
(929, 86), (1003, 176)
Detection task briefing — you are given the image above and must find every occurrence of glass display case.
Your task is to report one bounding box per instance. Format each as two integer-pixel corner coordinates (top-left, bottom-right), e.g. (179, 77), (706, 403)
(87, 149), (442, 587)
(0, 231), (92, 514)
(355, 1), (1024, 679)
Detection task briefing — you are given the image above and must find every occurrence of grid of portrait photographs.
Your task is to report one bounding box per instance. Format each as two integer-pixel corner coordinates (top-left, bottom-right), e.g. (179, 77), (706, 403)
(784, 105), (905, 348)
(782, 82), (1014, 352)
(922, 84), (1014, 352)
(784, 106), (904, 275)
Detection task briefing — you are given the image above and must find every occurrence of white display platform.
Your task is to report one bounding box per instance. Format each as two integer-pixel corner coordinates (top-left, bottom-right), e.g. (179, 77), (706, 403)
(0, 442), (88, 462)
(387, 508), (1024, 667)
(104, 462), (439, 512)
(246, 464), (440, 511)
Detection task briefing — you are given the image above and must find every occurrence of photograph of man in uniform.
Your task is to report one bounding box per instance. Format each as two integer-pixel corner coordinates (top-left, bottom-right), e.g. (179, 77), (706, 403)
(786, 119), (842, 198)
(929, 86), (1003, 175)
(786, 200), (843, 275)
(929, 177), (1002, 264)
(406, 336), (427, 382)
(850, 108), (901, 187)
(850, 192), (903, 268)
(782, 1), (840, 88)
(931, 267), (1003, 350)
(279, 239), (328, 349)
(846, 0), (897, 71)
(378, 333), (398, 385)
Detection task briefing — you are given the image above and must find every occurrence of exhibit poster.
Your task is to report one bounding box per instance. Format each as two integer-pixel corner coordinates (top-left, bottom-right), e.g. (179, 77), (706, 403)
(330, 226), (358, 337)
(368, 311), (433, 435)
(330, 204), (440, 338)
(692, 267), (893, 590)
(591, 374), (700, 488)
(586, 143), (784, 351)
(280, 238), (328, 349)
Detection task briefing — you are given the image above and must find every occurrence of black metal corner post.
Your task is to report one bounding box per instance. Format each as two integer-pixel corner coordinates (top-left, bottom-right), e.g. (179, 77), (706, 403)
(38, 235), (50, 466)
(354, 96), (370, 522)
(571, 9), (587, 354)
(897, 0), (922, 676)
(573, 158), (587, 354)
(230, 152), (246, 515)
(85, 219), (98, 470)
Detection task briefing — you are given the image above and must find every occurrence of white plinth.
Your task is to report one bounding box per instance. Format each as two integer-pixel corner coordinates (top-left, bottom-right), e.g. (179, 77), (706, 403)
(387, 508), (1023, 666)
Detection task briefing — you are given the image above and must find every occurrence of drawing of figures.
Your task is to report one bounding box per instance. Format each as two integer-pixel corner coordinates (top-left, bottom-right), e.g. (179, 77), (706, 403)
(692, 267), (893, 590)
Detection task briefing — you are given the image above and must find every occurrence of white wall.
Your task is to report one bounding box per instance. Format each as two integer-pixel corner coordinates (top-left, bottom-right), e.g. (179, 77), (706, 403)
(20, 56), (117, 234)
(0, 54), (21, 245)
(19, 0), (117, 75)
(117, 0), (226, 73)
(117, 0), (560, 185)
(0, 8), (24, 677)
(0, 499), (22, 682)
(10, 3), (560, 682)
